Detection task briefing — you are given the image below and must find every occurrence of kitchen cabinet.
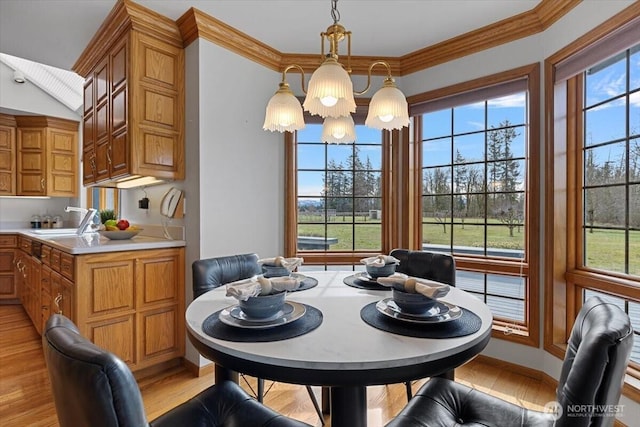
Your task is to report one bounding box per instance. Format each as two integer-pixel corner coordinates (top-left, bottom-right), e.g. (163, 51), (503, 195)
(75, 0), (185, 187)
(15, 116), (78, 197)
(17, 236), (42, 333)
(74, 248), (185, 370)
(0, 114), (16, 196)
(0, 235), (17, 301)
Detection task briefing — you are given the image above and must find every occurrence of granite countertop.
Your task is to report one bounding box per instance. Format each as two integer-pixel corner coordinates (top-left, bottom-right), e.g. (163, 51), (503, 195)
(1, 229), (186, 255)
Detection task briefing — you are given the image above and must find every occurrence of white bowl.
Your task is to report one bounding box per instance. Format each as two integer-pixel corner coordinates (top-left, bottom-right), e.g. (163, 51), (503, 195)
(99, 229), (142, 240)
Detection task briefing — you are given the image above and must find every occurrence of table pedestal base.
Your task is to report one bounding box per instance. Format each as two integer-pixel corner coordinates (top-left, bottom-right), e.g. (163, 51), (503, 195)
(330, 386), (367, 427)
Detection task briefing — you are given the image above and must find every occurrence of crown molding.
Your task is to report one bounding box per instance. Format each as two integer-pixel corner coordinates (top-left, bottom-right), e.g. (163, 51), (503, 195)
(73, 0), (183, 77)
(177, 0), (580, 77)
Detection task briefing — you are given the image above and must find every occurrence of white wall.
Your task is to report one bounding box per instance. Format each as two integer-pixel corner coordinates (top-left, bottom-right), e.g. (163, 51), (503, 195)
(178, 38), (284, 366)
(196, 39), (284, 260)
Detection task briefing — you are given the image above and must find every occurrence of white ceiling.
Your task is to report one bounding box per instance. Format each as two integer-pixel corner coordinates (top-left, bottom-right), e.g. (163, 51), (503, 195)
(0, 0), (541, 72)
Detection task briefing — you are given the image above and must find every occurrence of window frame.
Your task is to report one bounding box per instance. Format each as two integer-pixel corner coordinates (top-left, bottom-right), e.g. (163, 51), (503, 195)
(545, 3), (640, 399)
(284, 101), (397, 266)
(408, 64), (541, 347)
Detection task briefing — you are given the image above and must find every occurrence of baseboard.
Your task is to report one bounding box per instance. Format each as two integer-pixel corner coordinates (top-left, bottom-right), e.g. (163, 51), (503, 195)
(183, 358), (214, 378)
(473, 354), (545, 381)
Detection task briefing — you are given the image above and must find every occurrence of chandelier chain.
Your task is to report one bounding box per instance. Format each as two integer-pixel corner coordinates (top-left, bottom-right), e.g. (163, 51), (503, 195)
(330, 0), (340, 24)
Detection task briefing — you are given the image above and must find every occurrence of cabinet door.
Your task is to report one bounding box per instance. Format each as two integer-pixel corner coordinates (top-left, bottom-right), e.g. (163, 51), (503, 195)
(129, 32), (184, 180)
(47, 128), (77, 197)
(136, 252), (184, 363)
(0, 124), (16, 195)
(109, 37), (129, 178)
(41, 265), (52, 331)
(51, 270), (74, 322)
(0, 249), (17, 299)
(17, 128), (46, 196)
(94, 57), (110, 182)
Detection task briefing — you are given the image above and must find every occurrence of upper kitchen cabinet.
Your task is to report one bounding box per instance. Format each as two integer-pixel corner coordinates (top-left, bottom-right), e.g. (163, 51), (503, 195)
(74, 0), (185, 188)
(0, 114), (78, 197)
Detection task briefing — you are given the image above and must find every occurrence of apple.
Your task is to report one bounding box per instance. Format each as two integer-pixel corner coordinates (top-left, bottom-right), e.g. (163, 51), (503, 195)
(104, 219), (117, 228)
(116, 219), (130, 230)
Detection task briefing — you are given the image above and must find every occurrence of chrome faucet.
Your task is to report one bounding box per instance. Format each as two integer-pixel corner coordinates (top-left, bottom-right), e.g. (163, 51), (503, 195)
(64, 206), (98, 235)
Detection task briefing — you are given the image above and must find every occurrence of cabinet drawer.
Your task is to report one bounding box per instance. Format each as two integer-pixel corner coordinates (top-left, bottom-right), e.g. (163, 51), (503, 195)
(41, 245), (51, 266)
(19, 237), (31, 253)
(60, 253), (74, 280)
(50, 249), (61, 272)
(0, 235), (17, 247)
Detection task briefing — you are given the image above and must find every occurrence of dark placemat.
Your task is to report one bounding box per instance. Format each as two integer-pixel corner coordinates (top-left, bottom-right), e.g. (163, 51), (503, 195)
(343, 274), (390, 291)
(360, 302), (481, 338)
(202, 304), (322, 342)
(291, 274), (318, 292)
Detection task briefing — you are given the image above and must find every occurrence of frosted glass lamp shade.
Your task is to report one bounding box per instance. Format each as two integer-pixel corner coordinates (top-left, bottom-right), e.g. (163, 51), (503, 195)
(263, 84), (305, 133)
(303, 57), (356, 118)
(322, 116), (356, 144)
(365, 81), (410, 130)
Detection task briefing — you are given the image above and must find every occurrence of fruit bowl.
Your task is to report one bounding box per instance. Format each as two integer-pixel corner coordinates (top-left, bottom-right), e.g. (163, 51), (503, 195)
(99, 229), (142, 240)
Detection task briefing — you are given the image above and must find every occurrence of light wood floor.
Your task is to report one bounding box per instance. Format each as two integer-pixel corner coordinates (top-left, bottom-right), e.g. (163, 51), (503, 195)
(0, 304), (556, 426)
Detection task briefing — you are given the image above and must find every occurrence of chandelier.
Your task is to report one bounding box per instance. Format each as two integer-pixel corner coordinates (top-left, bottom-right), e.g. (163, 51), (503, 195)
(263, 0), (409, 143)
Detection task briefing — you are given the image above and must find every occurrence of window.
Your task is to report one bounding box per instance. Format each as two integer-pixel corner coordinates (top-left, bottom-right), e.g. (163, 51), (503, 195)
(582, 46), (640, 276)
(546, 7), (640, 395)
(410, 64), (540, 345)
(288, 119), (389, 267)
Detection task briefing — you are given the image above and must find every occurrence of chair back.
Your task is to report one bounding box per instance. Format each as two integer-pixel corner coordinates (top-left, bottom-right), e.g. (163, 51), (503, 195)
(390, 249), (456, 286)
(557, 297), (633, 426)
(42, 314), (148, 427)
(192, 253), (261, 299)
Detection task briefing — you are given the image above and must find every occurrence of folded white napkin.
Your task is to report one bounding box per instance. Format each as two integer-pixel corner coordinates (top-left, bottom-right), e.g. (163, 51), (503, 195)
(360, 254), (400, 267)
(225, 275), (302, 301)
(258, 256), (304, 271)
(376, 274), (450, 299)
(225, 277), (261, 300)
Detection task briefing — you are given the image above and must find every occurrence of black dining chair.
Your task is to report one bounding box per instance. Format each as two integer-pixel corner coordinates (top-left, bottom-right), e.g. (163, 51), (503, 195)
(42, 314), (311, 427)
(389, 248), (456, 400)
(192, 253), (325, 424)
(385, 296), (633, 427)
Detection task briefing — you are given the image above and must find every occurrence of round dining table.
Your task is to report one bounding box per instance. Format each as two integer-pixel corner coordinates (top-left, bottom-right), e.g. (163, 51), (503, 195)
(185, 270), (493, 427)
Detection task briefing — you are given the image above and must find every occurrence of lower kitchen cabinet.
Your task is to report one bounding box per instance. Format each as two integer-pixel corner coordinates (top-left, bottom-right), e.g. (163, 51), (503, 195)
(74, 248), (185, 371)
(21, 240), (185, 373)
(0, 235), (17, 300)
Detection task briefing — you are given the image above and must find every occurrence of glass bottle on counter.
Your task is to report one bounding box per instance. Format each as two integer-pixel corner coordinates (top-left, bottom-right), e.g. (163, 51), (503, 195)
(30, 215), (42, 229)
(52, 215), (63, 229)
(42, 215), (52, 229)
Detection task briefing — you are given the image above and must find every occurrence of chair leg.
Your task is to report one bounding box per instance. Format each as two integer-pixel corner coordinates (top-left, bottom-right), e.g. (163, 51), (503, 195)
(257, 378), (264, 403)
(306, 386), (325, 425)
(405, 381), (412, 400)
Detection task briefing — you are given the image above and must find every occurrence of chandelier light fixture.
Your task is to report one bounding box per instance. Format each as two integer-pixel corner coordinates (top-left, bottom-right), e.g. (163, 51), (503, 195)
(263, 0), (409, 143)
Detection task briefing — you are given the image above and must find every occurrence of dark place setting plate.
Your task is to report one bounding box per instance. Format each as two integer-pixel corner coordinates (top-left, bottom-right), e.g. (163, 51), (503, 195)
(343, 272), (390, 290)
(219, 302), (306, 329)
(375, 298), (462, 324)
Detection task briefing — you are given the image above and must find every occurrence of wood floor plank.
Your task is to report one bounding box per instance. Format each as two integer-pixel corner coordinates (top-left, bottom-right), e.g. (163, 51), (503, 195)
(0, 304), (557, 427)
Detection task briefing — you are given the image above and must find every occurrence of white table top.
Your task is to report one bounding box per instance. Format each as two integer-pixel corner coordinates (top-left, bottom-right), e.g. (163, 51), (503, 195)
(186, 271), (493, 385)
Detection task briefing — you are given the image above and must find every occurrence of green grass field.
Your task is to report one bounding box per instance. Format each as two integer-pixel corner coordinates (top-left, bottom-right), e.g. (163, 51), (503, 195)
(298, 215), (640, 275)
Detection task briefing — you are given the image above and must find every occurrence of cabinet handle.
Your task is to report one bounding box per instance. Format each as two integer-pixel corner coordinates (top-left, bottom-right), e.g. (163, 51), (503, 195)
(54, 294), (63, 314)
(90, 157), (96, 171)
(40, 178), (45, 190)
(107, 147), (112, 165)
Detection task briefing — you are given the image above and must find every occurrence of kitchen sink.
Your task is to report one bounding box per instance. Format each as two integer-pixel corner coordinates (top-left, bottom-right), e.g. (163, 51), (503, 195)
(31, 228), (80, 235)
